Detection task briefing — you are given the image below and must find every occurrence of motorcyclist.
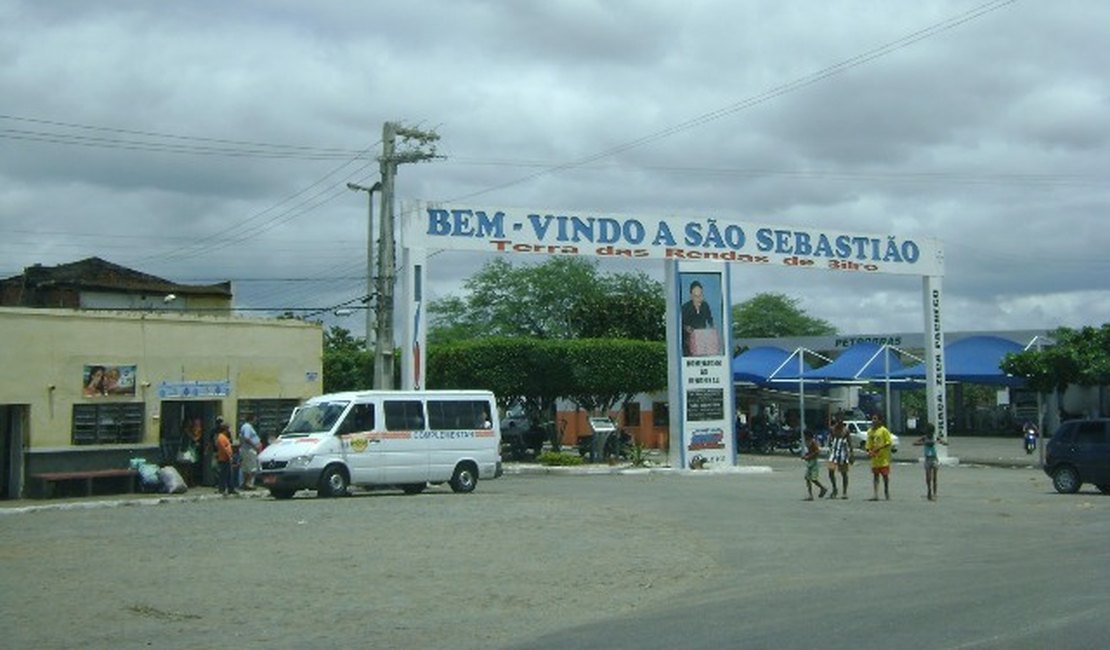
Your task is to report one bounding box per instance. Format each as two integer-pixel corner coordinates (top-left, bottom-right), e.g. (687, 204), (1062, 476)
(1022, 420), (1038, 454)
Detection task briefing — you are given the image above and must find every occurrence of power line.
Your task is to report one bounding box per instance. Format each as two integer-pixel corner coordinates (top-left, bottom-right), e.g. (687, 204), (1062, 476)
(262, 0), (1022, 319)
(0, 114), (367, 160)
(440, 158), (1105, 188)
(247, 259), (369, 309)
(129, 156), (379, 265)
(445, 0), (1017, 202)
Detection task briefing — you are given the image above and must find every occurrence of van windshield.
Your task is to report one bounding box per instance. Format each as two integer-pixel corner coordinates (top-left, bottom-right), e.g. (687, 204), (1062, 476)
(283, 401), (350, 434)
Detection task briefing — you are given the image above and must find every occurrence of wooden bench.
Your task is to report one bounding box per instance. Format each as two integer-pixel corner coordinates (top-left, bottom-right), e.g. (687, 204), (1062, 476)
(32, 469), (138, 499)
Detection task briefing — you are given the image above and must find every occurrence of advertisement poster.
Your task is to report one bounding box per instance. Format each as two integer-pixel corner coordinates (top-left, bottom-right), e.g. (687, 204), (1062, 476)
(82, 364), (137, 397)
(675, 265), (735, 468)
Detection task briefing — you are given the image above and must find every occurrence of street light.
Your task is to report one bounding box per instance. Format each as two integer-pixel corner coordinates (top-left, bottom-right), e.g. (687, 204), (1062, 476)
(346, 181), (383, 358)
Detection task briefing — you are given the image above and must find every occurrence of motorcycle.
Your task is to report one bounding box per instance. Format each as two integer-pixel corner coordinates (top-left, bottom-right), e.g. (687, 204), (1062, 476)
(743, 421), (802, 455)
(771, 426), (804, 455)
(1023, 425), (1038, 455)
(737, 424), (774, 455)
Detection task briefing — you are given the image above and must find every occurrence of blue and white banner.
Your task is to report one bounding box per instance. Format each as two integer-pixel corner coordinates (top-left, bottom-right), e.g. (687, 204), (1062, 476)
(402, 203), (944, 277)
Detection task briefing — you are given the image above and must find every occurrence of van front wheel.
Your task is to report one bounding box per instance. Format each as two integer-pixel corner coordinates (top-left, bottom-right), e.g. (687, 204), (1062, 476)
(449, 463), (478, 493)
(318, 466), (349, 498)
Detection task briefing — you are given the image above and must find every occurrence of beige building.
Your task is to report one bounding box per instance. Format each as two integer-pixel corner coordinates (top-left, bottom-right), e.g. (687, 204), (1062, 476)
(0, 259), (323, 499)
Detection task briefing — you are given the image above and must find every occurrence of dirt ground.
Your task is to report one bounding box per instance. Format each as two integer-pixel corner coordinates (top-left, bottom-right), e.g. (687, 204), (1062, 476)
(0, 480), (717, 649)
(1, 437), (1100, 649)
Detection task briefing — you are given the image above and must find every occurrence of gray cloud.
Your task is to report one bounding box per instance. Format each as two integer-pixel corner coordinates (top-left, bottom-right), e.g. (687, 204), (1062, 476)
(1, 0), (1108, 340)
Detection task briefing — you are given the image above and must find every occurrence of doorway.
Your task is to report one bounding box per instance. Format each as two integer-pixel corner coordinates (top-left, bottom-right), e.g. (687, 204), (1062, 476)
(1, 405), (28, 499)
(160, 400), (221, 487)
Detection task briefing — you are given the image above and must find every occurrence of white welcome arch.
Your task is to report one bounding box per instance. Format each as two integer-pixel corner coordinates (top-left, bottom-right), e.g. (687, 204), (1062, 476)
(400, 201), (946, 468)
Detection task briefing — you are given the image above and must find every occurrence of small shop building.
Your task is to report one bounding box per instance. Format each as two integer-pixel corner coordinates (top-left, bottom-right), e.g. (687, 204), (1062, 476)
(0, 258), (323, 498)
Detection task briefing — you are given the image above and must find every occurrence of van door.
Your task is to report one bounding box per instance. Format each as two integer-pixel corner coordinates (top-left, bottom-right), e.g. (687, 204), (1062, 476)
(333, 402), (386, 485)
(382, 399), (430, 483)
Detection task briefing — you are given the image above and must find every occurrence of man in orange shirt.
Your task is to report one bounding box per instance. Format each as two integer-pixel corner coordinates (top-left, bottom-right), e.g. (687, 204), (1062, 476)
(215, 423), (237, 496)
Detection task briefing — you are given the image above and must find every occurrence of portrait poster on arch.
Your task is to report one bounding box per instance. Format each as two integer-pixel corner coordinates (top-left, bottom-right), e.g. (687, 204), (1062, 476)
(82, 364), (137, 397)
(679, 272), (724, 357)
(674, 266), (734, 468)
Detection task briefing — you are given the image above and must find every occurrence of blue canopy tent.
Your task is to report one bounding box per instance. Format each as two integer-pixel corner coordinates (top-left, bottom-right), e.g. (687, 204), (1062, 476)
(732, 346), (795, 384)
(805, 342), (907, 381)
(733, 346), (820, 438)
(889, 335), (1026, 387)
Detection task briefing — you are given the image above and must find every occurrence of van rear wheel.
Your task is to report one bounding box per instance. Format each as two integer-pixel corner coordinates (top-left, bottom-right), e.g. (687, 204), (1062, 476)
(318, 466), (349, 498)
(449, 463), (478, 493)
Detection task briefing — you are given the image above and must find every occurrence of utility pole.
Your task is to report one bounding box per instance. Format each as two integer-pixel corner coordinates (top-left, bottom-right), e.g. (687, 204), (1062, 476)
(375, 121), (439, 389)
(345, 181), (381, 360)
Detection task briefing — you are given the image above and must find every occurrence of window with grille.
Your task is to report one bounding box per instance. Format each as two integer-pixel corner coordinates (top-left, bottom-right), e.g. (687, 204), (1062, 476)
(236, 399), (301, 443)
(652, 401), (669, 426)
(623, 402), (641, 428)
(72, 403), (144, 445)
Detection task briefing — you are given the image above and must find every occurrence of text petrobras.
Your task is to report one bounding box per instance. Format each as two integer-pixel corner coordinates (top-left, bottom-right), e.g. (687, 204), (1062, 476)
(407, 206), (944, 276)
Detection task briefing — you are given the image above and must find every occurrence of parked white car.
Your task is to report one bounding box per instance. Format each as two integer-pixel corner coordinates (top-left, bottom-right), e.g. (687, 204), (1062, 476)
(845, 420), (899, 453)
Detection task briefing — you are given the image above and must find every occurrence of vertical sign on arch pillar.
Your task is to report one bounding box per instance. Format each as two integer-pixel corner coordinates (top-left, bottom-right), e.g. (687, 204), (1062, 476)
(923, 275), (948, 453)
(400, 234), (427, 391)
(666, 260), (736, 469)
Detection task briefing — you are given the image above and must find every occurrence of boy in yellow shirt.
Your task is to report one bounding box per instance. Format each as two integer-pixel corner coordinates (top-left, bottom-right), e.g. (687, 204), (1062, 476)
(866, 413), (893, 501)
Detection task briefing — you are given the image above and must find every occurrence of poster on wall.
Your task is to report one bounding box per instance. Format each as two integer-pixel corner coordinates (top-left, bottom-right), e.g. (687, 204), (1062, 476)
(82, 364), (137, 397)
(674, 266), (735, 468)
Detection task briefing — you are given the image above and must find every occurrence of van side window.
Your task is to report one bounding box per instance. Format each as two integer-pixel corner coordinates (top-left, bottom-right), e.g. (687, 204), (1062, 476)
(384, 400), (424, 431)
(335, 404), (375, 435)
(428, 400), (490, 430)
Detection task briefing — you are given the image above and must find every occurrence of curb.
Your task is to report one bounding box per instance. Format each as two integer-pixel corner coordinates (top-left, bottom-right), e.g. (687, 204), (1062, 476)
(2, 459), (1036, 516)
(0, 488), (267, 517)
(503, 463), (774, 476)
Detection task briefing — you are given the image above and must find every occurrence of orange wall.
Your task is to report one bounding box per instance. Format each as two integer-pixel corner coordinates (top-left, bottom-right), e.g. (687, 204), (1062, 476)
(554, 408), (669, 450)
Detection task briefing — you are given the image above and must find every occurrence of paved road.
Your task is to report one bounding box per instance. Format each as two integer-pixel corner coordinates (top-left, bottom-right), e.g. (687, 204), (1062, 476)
(2, 436), (1105, 649)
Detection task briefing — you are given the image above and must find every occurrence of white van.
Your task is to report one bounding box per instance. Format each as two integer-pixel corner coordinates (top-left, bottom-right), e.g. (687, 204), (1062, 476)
(257, 390), (501, 499)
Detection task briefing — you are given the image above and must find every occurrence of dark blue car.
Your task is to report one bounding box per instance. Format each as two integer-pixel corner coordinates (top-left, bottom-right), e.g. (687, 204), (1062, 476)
(1044, 418), (1110, 494)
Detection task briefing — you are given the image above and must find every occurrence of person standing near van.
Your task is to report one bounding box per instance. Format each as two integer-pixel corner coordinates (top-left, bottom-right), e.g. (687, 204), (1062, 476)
(238, 414), (262, 490)
(866, 413), (894, 501)
(215, 423), (237, 496)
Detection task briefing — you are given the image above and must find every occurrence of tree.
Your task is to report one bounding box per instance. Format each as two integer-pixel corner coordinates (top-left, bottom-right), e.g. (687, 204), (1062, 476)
(569, 271), (665, 341)
(562, 339), (667, 415)
(322, 325), (372, 392)
(731, 292), (836, 340)
(426, 337), (667, 451)
(1001, 324), (1110, 393)
(428, 257), (664, 344)
(324, 325), (364, 353)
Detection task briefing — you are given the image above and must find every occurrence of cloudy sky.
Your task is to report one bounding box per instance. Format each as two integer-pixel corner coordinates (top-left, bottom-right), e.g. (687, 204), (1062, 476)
(2, 0), (1107, 339)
